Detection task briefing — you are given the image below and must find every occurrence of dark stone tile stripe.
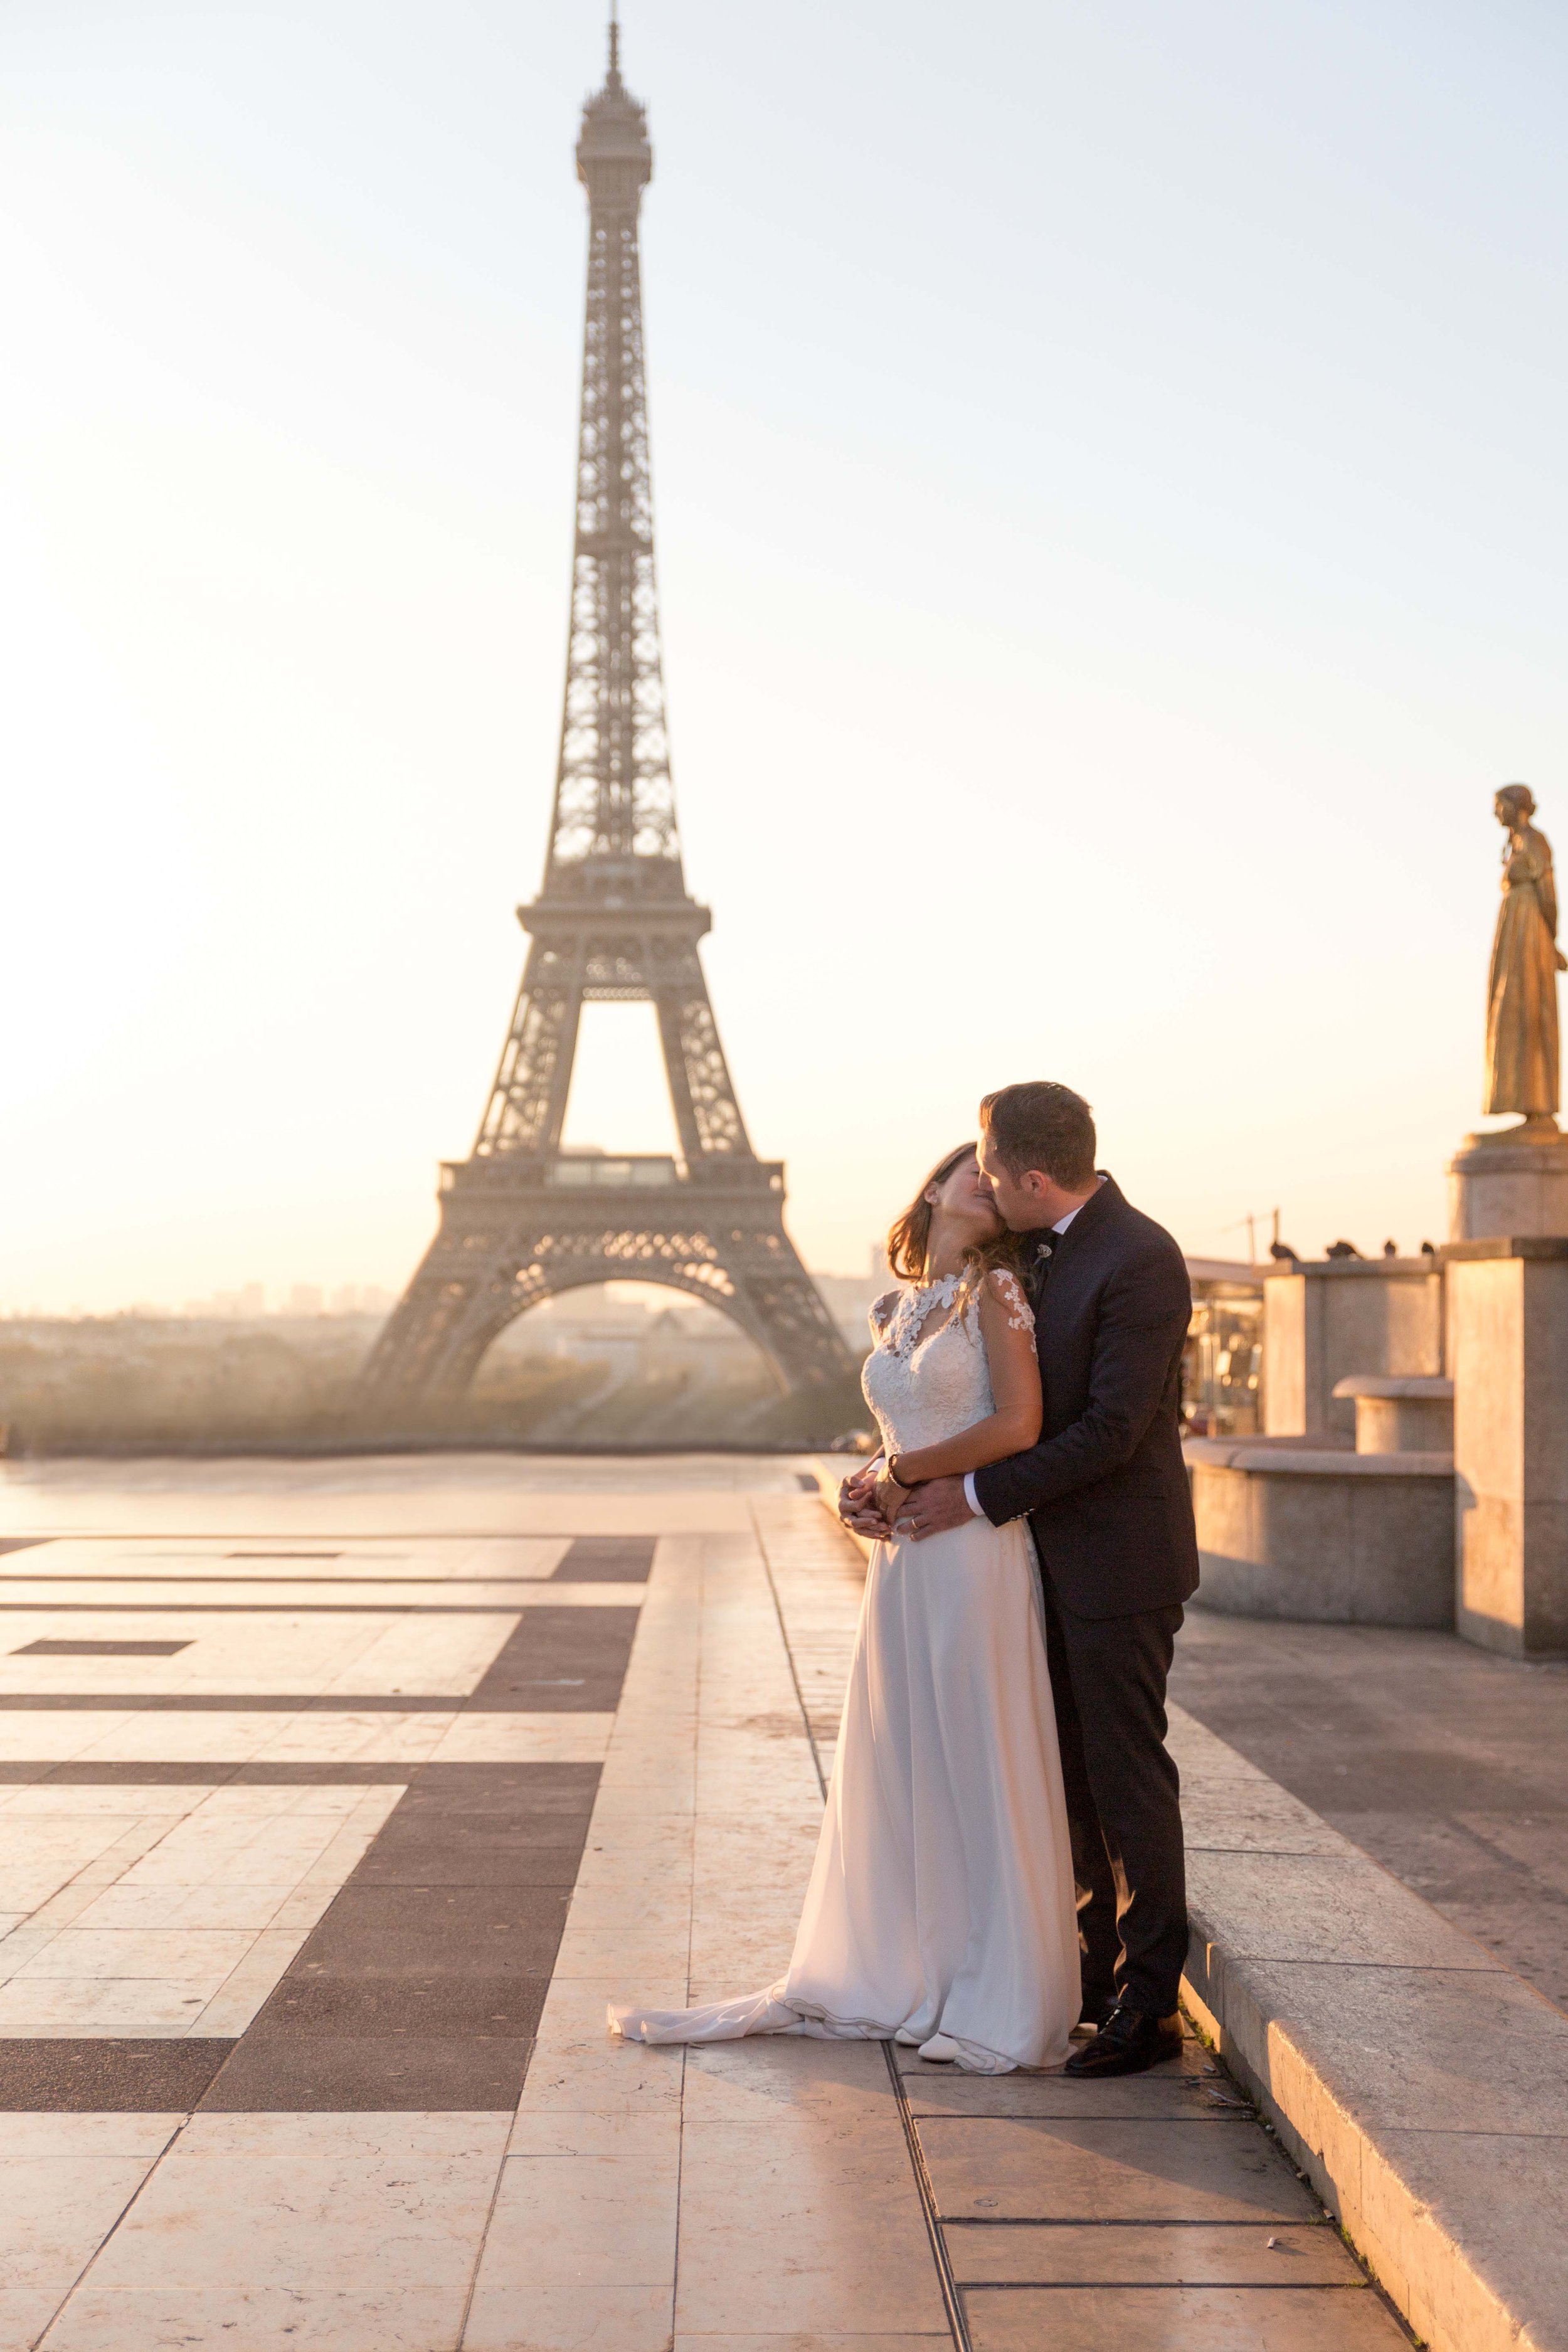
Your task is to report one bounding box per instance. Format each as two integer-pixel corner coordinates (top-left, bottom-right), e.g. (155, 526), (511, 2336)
(14, 1639), (191, 1656)
(187, 1584), (645, 2109)
(0, 2038), (235, 2112)
(200, 1758), (603, 2111)
(553, 1536), (655, 1581)
(467, 1603), (638, 1710)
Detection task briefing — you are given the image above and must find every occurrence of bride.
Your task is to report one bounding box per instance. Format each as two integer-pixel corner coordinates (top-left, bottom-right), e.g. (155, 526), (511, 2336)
(611, 1142), (1080, 2073)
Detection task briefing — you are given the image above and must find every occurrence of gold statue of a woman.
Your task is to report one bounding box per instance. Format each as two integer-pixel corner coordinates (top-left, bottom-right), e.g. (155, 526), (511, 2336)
(1485, 784), (1568, 1131)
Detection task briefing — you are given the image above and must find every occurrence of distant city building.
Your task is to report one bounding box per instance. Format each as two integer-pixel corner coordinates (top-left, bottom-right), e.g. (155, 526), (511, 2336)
(813, 1271), (889, 1350)
(285, 1285), (323, 1318)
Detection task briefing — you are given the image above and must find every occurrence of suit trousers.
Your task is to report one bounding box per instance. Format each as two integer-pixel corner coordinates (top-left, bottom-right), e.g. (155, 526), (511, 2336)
(1039, 1574), (1188, 2019)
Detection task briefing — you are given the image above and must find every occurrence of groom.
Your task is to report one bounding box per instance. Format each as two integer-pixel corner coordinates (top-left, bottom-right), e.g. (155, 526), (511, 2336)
(842, 1081), (1199, 2079)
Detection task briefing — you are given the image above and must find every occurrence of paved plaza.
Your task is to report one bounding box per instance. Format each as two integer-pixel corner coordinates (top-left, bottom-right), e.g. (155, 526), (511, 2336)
(0, 1452), (1409, 2350)
(1172, 1606), (1568, 2015)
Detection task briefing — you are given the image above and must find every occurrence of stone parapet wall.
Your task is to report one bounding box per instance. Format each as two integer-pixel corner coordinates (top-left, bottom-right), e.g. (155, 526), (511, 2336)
(1184, 1438), (1454, 1627)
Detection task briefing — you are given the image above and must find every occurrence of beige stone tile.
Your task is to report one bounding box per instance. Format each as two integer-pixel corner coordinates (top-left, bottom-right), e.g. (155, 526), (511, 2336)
(961, 2283), (1409, 2349)
(463, 2281), (675, 2352)
(692, 1814), (820, 1882)
(0, 1713), (137, 1761)
(45, 2285), (483, 2350)
(917, 2117), (1322, 2225)
(321, 1610), (519, 1693)
(566, 1882), (693, 1936)
(510, 1579), (671, 1607)
(191, 1926), (314, 2033)
(524, 1979), (687, 2113)
(257, 1711), (454, 1764)
(0, 1784), (208, 1816)
(170, 2112), (507, 2161)
(574, 1828), (694, 1890)
(472, 2144), (680, 2289)
(164, 1711), (396, 1764)
(0, 1817), (151, 1914)
(9, 1927), (258, 1981)
(0, 2152), (167, 2293)
(0, 2290), (66, 2352)
(0, 2114), (183, 2158)
(506, 2109), (679, 2161)
(555, 1927), (693, 1981)
(945, 2218), (1364, 2285)
(900, 2046), (1232, 2121)
(675, 2116), (946, 2336)
(0, 1976), (215, 2033)
(66, 1882), (287, 1934)
(460, 1535), (571, 1576)
(679, 2035), (898, 2126)
(53, 2114), (508, 2318)
(295, 1814), (399, 1888)
(596, 1756), (697, 1802)
(670, 2339), (946, 2352)
(430, 1712), (615, 1763)
(685, 1927), (798, 1989)
(591, 1794), (699, 1828)
(118, 1816), (345, 1889)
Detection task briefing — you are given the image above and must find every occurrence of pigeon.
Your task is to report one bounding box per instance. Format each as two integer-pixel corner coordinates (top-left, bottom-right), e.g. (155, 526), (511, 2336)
(1268, 1239), (1298, 1262)
(1325, 1239), (1362, 1259)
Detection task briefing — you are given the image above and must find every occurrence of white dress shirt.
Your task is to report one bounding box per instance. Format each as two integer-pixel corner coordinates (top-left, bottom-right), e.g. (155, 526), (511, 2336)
(961, 1191), (1095, 1519)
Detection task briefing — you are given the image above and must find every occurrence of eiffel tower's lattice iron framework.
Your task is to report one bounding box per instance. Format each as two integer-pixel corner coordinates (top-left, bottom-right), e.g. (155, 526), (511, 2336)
(363, 24), (855, 1407)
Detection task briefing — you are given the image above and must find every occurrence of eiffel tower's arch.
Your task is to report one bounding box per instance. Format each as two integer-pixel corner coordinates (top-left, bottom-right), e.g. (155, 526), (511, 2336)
(465, 1261), (799, 1401)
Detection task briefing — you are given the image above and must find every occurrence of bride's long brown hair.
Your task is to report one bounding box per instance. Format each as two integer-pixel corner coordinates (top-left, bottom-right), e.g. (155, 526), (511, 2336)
(885, 1142), (1029, 1303)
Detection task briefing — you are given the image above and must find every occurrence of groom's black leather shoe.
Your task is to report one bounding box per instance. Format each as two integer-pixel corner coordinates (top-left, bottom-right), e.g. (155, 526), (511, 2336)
(1063, 2003), (1184, 2078)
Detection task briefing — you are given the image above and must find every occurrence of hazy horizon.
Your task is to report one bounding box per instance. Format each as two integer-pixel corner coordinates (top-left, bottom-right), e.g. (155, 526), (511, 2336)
(8, 0), (1568, 1318)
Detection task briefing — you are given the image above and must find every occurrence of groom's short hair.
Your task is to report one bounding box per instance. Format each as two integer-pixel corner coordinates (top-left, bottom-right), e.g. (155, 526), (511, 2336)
(980, 1083), (1097, 1189)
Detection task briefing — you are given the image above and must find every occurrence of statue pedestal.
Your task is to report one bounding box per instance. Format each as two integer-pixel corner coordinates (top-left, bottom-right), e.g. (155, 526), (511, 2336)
(1447, 1123), (1568, 1241)
(1446, 1239), (1568, 1655)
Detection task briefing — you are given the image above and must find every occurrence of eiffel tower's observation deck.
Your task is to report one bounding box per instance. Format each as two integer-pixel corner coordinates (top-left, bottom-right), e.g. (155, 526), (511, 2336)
(364, 20), (854, 1416)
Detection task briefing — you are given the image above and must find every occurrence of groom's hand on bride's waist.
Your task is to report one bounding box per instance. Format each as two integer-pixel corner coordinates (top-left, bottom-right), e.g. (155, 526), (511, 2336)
(895, 1474), (975, 1540)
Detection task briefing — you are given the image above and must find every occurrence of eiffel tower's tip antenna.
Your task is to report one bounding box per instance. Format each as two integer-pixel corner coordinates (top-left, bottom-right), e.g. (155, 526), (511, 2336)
(607, 2), (620, 80)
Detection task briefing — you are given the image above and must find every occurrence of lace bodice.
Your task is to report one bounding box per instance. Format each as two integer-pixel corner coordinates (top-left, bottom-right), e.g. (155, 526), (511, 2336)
(862, 1271), (1033, 1457)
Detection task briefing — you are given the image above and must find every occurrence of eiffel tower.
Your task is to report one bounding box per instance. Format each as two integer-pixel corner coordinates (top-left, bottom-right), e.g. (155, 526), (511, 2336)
(363, 19), (855, 1410)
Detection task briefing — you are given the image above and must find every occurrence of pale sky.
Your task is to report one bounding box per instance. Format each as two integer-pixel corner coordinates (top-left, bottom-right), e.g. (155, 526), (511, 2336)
(6, 0), (1568, 1315)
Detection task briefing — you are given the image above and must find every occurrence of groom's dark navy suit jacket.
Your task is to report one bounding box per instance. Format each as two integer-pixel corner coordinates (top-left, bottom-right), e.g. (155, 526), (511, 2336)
(972, 1173), (1199, 1621)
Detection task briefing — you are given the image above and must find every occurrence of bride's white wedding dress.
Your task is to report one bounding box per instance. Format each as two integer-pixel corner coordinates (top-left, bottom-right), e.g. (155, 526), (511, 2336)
(610, 1269), (1080, 2073)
